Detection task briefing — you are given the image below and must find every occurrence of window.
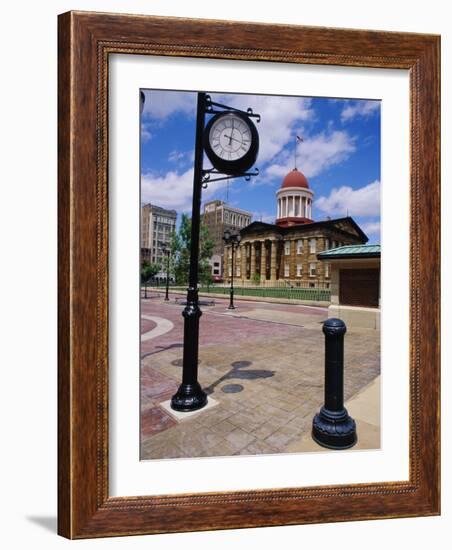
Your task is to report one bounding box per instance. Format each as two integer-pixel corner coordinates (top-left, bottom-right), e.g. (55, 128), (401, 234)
(284, 241), (291, 255)
(284, 263), (290, 277)
(236, 265), (241, 276)
(309, 238), (316, 254)
(309, 262), (317, 277)
(296, 263), (303, 277)
(297, 239), (303, 254)
(325, 238), (330, 250)
(325, 263), (330, 278)
(214, 262), (219, 267)
(213, 269), (219, 275)
(228, 266), (232, 276)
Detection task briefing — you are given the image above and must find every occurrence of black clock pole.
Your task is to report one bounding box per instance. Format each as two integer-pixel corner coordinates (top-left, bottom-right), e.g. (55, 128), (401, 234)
(171, 92), (208, 412)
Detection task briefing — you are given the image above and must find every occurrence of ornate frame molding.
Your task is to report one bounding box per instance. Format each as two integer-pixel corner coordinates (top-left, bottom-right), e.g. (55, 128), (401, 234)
(58, 11), (440, 538)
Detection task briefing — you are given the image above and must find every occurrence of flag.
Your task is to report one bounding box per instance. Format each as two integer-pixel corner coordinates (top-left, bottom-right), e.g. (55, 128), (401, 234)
(296, 136), (304, 142)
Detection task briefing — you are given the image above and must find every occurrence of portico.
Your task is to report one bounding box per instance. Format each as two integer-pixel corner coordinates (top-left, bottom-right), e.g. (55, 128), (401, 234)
(239, 238), (280, 282)
(223, 166), (369, 287)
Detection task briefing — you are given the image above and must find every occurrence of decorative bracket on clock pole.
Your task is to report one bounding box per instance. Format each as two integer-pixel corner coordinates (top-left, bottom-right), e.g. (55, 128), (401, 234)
(205, 94), (261, 122)
(201, 94), (261, 188)
(201, 166), (260, 187)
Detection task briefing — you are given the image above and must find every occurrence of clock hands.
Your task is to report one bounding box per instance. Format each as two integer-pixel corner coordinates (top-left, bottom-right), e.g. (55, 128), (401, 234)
(205, 110), (258, 174)
(224, 134), (244, 144)
(225, 118), (235, 145)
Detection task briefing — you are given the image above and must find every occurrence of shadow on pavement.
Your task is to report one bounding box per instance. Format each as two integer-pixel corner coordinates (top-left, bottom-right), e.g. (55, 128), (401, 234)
(204, 360), (275, 395)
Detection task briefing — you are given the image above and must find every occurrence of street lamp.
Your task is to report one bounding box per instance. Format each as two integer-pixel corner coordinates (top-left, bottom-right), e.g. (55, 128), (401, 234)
(223, 229), (241, 310)
(159, 242), (171, 302)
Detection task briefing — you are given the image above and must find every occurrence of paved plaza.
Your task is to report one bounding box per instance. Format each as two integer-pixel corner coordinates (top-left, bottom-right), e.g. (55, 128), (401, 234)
(140, 291), (380, 460)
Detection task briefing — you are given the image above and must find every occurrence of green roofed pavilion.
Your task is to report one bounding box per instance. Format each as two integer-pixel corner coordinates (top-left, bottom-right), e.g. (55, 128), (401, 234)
(318, 244), (380, 261)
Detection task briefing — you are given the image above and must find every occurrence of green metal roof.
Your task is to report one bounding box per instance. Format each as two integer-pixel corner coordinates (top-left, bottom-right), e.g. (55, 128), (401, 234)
(318, 244), (381, 260)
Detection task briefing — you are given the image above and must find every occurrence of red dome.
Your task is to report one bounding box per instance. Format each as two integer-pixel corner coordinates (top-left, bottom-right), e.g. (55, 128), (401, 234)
(281, 168), (309, 189)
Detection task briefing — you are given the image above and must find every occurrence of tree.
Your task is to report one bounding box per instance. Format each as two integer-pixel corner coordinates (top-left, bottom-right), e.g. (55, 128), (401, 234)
(141, 260), (160, 298)
(172, 213), (214, 286)
(252, 272), (261, 285)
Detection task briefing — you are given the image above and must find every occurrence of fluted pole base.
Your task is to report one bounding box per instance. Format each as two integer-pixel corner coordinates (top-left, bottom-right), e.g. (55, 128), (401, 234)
(170, 381), (207, 412)
(312, 406), (357, 450)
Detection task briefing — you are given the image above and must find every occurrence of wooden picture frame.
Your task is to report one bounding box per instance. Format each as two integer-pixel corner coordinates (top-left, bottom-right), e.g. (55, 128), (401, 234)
(58, 11), (440, 538)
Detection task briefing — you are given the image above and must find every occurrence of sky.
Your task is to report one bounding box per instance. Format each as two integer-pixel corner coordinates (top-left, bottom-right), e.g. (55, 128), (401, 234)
(140, 89), (381, 243)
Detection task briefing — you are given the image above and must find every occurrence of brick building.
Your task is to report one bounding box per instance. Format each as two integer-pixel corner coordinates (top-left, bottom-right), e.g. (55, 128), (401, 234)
(141, 203), (177, 280)
(223, 168), (368, 287)
(202, 199), (252, 280)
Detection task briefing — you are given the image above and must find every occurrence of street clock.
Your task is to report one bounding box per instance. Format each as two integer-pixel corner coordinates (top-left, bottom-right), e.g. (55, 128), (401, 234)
(203, 111), (259, 175)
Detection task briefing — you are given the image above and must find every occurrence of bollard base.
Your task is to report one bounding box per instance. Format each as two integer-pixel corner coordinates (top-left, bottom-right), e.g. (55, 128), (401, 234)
(312, 406), (357, 450)
(170, 382), (208, 412)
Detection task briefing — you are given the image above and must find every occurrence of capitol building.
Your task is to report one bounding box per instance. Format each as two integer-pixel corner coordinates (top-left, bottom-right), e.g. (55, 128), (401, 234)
(224, 167), (368, 288)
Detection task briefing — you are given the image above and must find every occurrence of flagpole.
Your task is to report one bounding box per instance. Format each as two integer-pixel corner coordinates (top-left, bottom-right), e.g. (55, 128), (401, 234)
(294, 135), (297, 169)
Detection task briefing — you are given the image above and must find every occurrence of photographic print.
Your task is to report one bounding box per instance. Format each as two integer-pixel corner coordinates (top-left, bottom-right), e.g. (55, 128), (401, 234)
(140, 89), (381, 460)
(58, 12), (440, 537)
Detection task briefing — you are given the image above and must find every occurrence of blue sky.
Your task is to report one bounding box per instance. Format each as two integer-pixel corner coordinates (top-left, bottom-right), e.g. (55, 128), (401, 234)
(141, 90), (381, 243)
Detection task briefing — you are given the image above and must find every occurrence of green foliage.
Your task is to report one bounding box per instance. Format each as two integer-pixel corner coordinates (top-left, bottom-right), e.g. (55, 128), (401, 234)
(252, 272), (261, 284)
(141, 260), (160, 283)
(172, 213), (214, 285)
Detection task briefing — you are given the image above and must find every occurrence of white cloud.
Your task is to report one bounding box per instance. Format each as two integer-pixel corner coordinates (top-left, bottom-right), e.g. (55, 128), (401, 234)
(142, 90), (196, 120)
(141, 169), (194, 213)
(216, 93), (314, 165)
(360, 220), (381, 235)
(141, 122), (152, 142)
(340, 100), (380, 122)
(316, 180), (380, 218)
(168, 150), (194, 165)
(141, 168), (231, 213)
(265, 130), (356, 180)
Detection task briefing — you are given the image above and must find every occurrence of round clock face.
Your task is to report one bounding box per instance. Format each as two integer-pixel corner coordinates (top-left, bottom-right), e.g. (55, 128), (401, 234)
(209, 114), (251, 161)
(204, 111), (259, 175)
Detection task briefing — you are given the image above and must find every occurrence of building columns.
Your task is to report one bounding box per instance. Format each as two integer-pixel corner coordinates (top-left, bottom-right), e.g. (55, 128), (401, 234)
(241, 244), (246, 282)
(260, 241), (266, 283)
(250, 241), (256, 281)
(290, 239), (296, 279)
(270, 240), (278, 281)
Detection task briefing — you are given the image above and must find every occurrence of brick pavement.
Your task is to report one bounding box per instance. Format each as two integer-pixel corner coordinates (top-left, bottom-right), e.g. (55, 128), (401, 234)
(140, 291), (380, 460)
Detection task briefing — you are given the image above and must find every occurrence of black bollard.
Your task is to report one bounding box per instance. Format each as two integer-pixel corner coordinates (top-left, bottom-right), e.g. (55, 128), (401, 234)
(312, 318), (357, 450)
